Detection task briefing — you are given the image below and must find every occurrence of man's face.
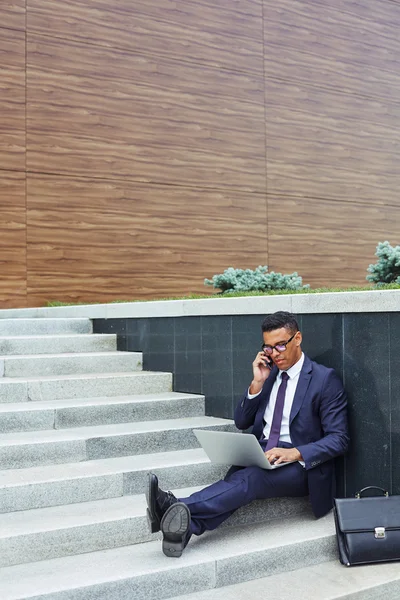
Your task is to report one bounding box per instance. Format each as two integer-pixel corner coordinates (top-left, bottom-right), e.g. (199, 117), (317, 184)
(262, 327), (302, 371)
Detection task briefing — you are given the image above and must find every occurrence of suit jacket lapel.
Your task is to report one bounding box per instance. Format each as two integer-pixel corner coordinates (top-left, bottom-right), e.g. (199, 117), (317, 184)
(260, 367), (278, 411)
(252, 368), (278, 440)
(289, 355), (313, 424)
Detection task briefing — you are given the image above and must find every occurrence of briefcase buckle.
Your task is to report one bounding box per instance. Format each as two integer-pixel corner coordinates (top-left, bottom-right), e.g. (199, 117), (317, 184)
(375, 527), (386, 539)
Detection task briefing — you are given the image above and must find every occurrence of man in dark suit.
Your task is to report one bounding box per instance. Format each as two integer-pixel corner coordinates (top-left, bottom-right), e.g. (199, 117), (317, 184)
(146, 311), (349, 558)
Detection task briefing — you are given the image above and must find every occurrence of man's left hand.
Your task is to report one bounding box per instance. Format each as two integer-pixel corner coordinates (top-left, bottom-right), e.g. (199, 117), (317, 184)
(265, 447), (303, 465)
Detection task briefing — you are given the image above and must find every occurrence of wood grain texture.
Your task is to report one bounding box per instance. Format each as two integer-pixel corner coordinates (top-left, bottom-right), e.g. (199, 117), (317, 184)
(26, 175), (267, 305)
(4, 0), (400, 305)
(29, 0), (263, 75)
(0, 28), (26, 171)
(0, 171), (27, 307)
(265, 79), (400, 203)
(267, 195), (400, 287)
(264, 0), (400, 102)
(27, 35), (265, 192)
(0, 1), (25, 31)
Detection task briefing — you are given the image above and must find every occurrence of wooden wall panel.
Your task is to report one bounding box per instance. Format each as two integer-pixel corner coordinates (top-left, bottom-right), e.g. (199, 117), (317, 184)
(265, 80), (400, 203)
(26, 175), (267, 305)
(27, 35), (265, 192)
(265, 0), (400, 288)
(0, 1), (25, 31)
(2, 0), (400, 306)
(29, 0), (263, 75)
(0, 28), (26, 171)
(267, 195), (400, 287)
(312, 0), (400, 28)
(0, 171), (27, 307)
(264, 0), (400, 102)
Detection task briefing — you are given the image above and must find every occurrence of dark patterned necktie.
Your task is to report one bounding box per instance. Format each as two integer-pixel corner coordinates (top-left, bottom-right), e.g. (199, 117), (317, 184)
(265, 372), (289, 451)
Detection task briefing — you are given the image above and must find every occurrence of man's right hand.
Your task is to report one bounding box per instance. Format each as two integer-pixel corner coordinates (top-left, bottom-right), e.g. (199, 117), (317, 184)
(249, 351), (272, 395)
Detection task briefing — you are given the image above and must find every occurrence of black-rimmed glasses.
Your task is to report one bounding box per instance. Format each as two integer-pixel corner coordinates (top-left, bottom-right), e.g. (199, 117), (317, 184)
(261, 332), (296, 355)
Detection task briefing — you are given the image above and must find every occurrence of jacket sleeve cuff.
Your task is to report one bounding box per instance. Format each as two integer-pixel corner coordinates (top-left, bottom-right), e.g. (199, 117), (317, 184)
(296, 444), (323, 470)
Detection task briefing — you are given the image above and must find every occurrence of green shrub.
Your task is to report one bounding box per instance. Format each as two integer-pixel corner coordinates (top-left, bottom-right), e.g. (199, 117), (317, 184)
(204, 266), (309, 294)
(367, 241), (400, 286)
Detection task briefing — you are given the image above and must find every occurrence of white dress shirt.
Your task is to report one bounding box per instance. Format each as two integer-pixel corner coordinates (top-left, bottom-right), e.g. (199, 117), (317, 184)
(247, 353), (305, 462)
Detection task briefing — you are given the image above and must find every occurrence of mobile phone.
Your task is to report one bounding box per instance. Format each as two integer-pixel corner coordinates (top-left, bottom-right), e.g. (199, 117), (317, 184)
(265, 356), (273, 370)
(261, 344), (273, 370)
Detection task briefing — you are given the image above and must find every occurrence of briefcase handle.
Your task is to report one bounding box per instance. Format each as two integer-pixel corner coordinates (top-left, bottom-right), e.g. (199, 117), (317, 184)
(355, 486), (389, 499)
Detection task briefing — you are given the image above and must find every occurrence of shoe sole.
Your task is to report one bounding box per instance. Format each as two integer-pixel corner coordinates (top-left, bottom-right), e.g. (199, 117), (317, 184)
(145, 473), (160, 534)
(161, 503), (191, 558)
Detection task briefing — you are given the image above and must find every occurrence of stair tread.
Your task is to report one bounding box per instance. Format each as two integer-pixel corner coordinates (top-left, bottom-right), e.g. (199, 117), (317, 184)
(0, 334), (115, 340)
(0, 351), (140, 359)
(0, 416), (233, 445)
(0, 514), (334, 599)
(170, 560), (400, 600)
(0, 448), (212, 486)
(0, 371), (168, 382)
(0, 318), (90, 323)
(0, 486), (202, 536)
(0, 392), (204, 412)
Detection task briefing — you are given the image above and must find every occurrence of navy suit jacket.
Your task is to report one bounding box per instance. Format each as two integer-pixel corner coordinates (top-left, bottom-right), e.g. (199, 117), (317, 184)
(234, 354), (349, 518)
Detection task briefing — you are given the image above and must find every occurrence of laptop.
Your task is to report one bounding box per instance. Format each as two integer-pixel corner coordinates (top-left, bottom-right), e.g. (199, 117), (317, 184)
(194, 429), (294, 470)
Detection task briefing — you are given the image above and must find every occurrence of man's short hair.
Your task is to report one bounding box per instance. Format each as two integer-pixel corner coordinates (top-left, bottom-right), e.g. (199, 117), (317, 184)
(261, 311), (299, 334)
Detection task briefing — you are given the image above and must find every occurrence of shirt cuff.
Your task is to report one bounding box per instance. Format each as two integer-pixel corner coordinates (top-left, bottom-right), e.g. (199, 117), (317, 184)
(247, 388), (262, 400)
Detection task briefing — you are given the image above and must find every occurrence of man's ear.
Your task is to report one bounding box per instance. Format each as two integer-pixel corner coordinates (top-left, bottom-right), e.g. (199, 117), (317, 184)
(296, 332), (302, 346)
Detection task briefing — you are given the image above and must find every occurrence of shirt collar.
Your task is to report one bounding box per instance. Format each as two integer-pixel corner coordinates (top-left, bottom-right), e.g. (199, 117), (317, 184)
(279, 352), (304, 380)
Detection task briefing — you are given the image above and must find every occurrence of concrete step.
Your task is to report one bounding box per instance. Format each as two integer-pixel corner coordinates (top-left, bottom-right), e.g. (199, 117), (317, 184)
(0, 513), (337, 600)
(0, 318), (92, 336)
(170, 560), (400, 600)
(0, 489), (311, 568)
(0, 448), (228, 513)
(0, 416), (235, 469)
(0, 334), (116, 355)
(0, 351), (143, 377)
(0, 392), (205, 433)
(0, 371), (172, 403)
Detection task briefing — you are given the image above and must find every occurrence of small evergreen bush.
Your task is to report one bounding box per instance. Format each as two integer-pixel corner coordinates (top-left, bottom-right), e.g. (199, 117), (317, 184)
(367, 241), (400, 286)
(204, 266), (309, 294)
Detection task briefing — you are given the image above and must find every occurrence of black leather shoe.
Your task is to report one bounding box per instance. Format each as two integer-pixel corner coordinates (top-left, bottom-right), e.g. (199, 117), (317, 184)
(161, 502), (191, 558)
(145, 472), (178, 534)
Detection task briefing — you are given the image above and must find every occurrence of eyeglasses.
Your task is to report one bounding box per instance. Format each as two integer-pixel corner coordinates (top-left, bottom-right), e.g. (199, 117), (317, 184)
(261, 332), (297, 355)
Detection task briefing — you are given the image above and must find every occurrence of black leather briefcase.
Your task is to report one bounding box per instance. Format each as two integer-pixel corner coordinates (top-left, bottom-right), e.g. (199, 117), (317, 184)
(333, 486), (400, 566)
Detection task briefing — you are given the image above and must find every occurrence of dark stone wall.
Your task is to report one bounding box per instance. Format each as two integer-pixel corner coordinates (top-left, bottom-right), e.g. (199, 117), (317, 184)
(93, 313), (400, 499)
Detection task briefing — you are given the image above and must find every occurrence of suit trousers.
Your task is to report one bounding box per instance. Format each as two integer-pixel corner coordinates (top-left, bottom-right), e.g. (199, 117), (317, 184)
(178, 440), (309, 536)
